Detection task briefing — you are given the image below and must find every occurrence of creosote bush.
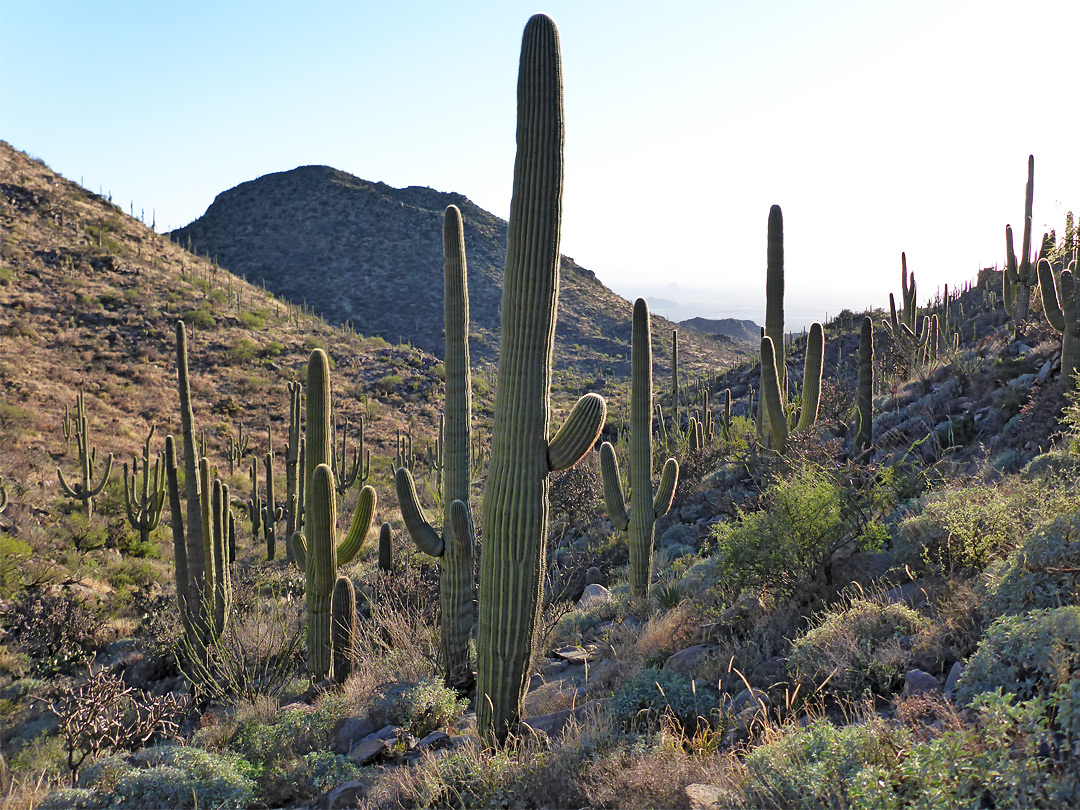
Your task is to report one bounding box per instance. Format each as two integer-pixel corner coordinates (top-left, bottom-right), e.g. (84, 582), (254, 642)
(981, 511), (1080, 618)
(613, 668), (721, 735)
(709, 462), (893, 602)
(788, 598), (927, 700)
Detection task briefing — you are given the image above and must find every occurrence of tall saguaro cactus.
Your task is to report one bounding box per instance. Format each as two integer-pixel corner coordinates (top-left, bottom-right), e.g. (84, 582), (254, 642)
(600, 298), (678, 601)
(856, 316), (875, 459)
(1004, 155), (1039, 328)
(477, 13), (607, 746)
(57, 390), (114, 517)
(1038, 258), (1079, 380)
(760, 205), (786, 445)
(284, 380), (303, 559)
(395, 204), (476, 691)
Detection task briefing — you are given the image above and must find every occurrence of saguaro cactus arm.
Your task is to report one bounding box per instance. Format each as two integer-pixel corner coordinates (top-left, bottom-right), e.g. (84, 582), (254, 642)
(653, 457), (678, 519)
(547, 393), (606, 471)
(395, 466), (444, 557)
(760, 336), (788, 454)
(796, 322), (824, 431)
(599, 442), (629, 532)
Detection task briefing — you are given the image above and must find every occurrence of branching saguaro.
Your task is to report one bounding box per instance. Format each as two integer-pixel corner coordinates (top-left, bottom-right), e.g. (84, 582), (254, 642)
(477, 14), (607, 746)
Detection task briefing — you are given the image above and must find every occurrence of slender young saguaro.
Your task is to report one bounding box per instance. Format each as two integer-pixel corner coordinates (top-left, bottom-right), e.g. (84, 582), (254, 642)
(477, 14), (606, 746)
(796, 322), (825, 431)
(600, 298), (678, 601)
(395, 204), (476, 691)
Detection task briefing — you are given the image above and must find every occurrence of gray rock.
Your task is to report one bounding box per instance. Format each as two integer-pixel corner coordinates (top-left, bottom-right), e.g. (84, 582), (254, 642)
(417, 731), (452, 751)
(732, 687), (769, 715)
(903, 669), (941, 697)
(318, 779), (372, 809)
(944, 661), (965, 700)
(685, 783), (722, 810)
(660, 522), (696, 548)
(553, 645), (597, 664)
(585, 566), (603, 585)
(663, 645), (712, 676)
(577, 583), (613, 611)
(347, 738), (388, 766)
(882, 580), (928, 607)
(331, 715), (379, 755)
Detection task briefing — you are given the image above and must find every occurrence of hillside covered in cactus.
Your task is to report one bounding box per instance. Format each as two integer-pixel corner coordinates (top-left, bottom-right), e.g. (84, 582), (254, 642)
(167, 164), (741, 372)
(1, 11), (1079, 805)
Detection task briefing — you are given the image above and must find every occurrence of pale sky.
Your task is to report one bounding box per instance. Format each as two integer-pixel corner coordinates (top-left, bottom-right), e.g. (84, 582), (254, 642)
(1, 0), (1076, 327)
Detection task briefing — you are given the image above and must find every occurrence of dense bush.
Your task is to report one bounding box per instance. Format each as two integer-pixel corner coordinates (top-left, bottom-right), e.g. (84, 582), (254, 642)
(981, 512), (1080, 619)
(709, 463), (892, 601)
(399, 678), (470, 737)
(954, 606), (1080, 707)
(612, 668), (721, 734)
(788, 599), (927, 700)
(738, 689), (1080, 809)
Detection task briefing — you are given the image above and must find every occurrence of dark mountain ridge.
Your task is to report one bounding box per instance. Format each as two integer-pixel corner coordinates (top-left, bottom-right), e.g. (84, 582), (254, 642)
(169, 166), (738, 375)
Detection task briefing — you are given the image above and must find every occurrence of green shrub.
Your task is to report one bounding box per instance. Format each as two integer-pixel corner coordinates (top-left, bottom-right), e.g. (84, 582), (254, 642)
(0, 533), (32, 598)
(375, 373), (403, 393)
(69, 746), (257, 809)
(789, 599), (927, 700)
(238, 310), (267, 330)
(709, 463), (892, 601)
(612, 668), (720, 734)
(231, 691), (349, 768)
(400, 678), (470, 737)
(954, 606), (1080, 707)
(899, 474), (1079, 576)
(738, 690), (1080, 810)
(982, 512), (1080, 619)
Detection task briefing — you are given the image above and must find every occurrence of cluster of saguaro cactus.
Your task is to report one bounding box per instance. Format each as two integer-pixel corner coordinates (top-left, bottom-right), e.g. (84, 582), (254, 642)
(1003, 155), (1039, 329)
(165, 322), (233, 671)
(753, 206), (825, 449)
(225, 423), (248, 476)
(1038, 256), (1079, 379)
(122, 427), (165, 546)
(57, 390), (114, 517)
(600, 298), (678, 602)
(476, 13), (607, 745)
(395, 204), (476, 691)
(291, 349), (376, 681)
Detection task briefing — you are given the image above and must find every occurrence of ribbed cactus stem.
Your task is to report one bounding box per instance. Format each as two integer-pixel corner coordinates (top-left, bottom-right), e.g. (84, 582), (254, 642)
(378, 522), (392, 575)
(248, 461), (262, 539)
(285, 380), (302, 559)
(263, 452), (276, 560)
(1004, 155), (1037, 326)
(760, 336), (788, 455)
(331, 575), (356, 685)
(599, 298), (677, 601)
(477, 13), (607, 746)
(856, 316), (875, 458)
(306, 464), (338, 681)
(796, 322), (824, 431)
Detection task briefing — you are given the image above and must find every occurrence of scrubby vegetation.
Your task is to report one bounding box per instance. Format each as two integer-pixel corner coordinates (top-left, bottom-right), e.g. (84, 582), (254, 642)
(1, 12), (1078, 810)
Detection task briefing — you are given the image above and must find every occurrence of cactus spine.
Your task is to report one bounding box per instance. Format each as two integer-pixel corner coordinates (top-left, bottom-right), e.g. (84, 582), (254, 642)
(1004, 155), (1038, 328)
(599, 298), (678, 601)
(856, 316), (875, 459)
(796, 322), (824, 431)
(395, 204), (476, 691)
(477, 14), (607, 746)
(1038, 257), (1079, 379)
(331, 574), (357, 685)
(57, 390), (114, 517)
(122, 426), (165, 546)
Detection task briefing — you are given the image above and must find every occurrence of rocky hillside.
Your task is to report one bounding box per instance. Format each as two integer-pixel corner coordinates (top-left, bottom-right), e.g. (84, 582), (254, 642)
(169, 166), (741, 374)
